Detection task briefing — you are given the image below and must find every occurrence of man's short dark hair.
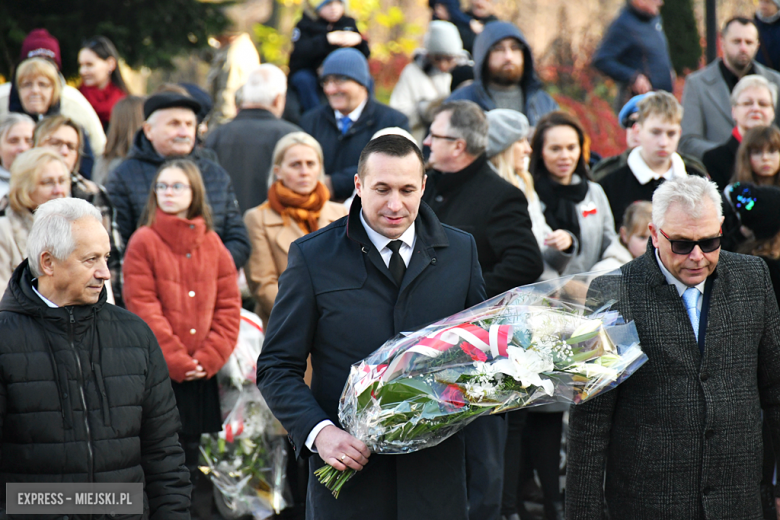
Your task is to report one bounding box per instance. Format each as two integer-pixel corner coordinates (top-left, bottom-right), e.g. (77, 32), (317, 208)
(357, 135), (425, 180)
(722, 16), (757, 36)
(433, 100), (489, 156)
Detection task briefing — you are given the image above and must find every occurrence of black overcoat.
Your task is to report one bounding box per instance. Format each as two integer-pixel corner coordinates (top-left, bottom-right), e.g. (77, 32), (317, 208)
(423, 154), (543, 298)
(256, 198), (486, 520)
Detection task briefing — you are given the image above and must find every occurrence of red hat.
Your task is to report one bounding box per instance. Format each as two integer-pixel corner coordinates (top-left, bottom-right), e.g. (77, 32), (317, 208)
(20, 29), (61, 70)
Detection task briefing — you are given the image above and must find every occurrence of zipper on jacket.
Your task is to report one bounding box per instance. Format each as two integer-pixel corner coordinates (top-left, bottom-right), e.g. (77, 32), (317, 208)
(68, 308), (94, 482)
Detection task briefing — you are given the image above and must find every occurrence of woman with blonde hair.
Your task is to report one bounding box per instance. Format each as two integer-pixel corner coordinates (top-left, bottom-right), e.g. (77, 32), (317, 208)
(0, 148), (70, 290)
(244, 131), (347, 326)
(0, 56), (105, 157)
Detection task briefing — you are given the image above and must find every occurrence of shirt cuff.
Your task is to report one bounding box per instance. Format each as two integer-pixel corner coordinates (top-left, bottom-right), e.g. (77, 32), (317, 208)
(305, 420), (335, 452)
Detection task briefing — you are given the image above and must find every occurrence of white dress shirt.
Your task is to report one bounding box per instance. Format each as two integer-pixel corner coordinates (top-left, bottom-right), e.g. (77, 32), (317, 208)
(629, 147), (688, 185)
(305, 213), (417, 452)
(32, 282), (59, 308)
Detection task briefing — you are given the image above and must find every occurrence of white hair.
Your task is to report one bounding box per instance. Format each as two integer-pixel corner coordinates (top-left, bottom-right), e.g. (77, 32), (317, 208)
(0, 113), (35, 142)
(27, 198), (103, 277)
(651, 176), (723, 229)
(240, 64), (287, 108)
(730, 74), (778, 107)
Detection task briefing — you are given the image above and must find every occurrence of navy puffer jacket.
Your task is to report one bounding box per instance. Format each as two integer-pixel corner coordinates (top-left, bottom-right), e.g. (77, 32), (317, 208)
(105, 131), (250, 268)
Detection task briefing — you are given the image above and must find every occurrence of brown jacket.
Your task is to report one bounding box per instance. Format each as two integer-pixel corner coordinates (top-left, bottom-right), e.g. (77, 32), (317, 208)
(244, 200), (346, 326)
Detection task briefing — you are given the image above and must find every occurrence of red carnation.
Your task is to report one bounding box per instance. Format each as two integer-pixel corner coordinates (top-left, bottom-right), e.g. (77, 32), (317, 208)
(461, 342), (488, 362)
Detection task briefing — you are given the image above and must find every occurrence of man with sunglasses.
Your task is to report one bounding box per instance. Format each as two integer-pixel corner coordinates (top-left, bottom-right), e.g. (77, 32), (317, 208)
(300, 48), (409, 201)
(567, 175), (780, 519)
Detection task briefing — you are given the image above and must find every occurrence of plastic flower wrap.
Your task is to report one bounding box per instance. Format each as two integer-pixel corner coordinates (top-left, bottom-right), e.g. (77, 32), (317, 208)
(317, 271), (647, 496)
(200, 310), (291, 519)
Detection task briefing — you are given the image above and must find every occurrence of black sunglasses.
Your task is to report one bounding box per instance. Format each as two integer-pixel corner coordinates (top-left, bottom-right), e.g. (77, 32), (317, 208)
(659, 229), (722, 255)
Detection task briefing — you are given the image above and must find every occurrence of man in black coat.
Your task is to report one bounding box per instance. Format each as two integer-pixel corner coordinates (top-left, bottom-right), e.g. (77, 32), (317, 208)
(300, 48), (410, 200)
(702, 74), (777, 191)
(0, 198), (190, 518)
(422, 100), (543, 520)
(256, 135), (486, 520)
(567, 176), (780, 519)
(205, 64), (301, 213)
(106, 92), (250, 268)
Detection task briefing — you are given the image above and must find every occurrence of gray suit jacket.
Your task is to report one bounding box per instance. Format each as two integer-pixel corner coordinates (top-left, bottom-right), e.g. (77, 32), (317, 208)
(566, 246), (780, 520)
(679, 59), (780, 159)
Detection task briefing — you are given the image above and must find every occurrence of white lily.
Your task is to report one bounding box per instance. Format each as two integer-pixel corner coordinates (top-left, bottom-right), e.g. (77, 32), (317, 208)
(492, 346), (555, 396)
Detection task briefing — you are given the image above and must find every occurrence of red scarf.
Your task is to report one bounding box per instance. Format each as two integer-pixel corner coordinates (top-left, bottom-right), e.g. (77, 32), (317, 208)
(79, 82), (126, 127)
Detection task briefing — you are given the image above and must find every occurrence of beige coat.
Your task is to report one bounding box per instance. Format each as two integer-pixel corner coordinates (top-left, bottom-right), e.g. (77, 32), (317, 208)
(244, 201), (347, 326)
(0, 209), (34, 292)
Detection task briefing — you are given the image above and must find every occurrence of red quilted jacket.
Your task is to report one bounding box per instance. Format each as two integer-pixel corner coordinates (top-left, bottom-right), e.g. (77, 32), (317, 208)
(123, 208), (241, 383)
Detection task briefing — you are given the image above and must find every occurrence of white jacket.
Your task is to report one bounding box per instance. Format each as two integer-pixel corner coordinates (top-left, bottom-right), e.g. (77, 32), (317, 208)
(389, 54), (452, 144)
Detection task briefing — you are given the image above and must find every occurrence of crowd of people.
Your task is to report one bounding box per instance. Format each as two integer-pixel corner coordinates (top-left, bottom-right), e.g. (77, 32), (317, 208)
(3, 0), (780, 519)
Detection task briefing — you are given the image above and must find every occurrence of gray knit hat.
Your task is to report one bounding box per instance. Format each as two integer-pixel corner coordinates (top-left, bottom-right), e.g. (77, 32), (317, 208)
(486, 109), (530, 158)
(424, 21), (463, 56)
(321, 48), (371, 89)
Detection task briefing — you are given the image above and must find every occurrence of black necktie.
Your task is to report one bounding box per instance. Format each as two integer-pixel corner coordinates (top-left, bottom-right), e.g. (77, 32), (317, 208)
(387, 240), (406, 286)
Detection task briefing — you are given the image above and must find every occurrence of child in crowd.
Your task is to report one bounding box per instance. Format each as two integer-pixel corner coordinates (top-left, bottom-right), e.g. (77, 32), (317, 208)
(288, 0), (370, 113)
(732, 125), (780, 188)
(619, 200), (652, 259)
(122, 159), (241, 518)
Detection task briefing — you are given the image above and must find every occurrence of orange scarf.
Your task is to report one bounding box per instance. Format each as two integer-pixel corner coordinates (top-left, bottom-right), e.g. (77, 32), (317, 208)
(267, 180), (330, 233)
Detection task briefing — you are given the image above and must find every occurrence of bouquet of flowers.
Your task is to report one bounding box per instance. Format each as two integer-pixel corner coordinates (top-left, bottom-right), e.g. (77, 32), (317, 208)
(200, 310), (290, 519)
(316, 271), (647, 497)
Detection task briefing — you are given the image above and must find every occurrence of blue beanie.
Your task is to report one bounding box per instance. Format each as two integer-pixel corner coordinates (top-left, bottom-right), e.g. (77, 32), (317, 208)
(321, 48), (370, 89)
(618, 93), (649, 128)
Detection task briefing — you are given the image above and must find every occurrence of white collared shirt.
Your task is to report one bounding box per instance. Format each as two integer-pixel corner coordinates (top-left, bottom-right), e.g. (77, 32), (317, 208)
(655, 249), (704, 312)
(335, 98), (368, 132)
(628, 147), (688, 185)
(359, 210), (416, 268)
(305, 213), (417, 453)
(32, 282), (59, 308)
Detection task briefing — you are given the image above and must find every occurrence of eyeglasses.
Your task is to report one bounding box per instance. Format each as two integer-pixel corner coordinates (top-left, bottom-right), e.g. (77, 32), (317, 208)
(427, 132), (460, 142)
(43, 137), (79, 152)
(736, 99), (774, 109)
(659, 229), (722, 255)
(430, 54), (457, 63)
(320, 75), (352, 87)
(154, 182), (191, 194)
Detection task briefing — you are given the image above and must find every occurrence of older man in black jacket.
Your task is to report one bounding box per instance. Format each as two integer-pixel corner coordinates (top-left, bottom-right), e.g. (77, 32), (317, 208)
(256, 135), (486, 519)
(0, 198), (190, 518)
(106, 92), (250, 268)
(567, 176), (780, 519)
(205, 64), (302, 213)
(422, 100), (543, 520)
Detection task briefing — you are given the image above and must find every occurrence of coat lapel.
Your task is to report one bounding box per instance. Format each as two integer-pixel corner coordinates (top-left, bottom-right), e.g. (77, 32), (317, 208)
(701, 62), (734, 124)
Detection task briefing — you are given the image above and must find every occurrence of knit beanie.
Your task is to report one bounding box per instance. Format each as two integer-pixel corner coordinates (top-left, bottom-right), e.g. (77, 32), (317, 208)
(729, 182), (780, 240)
(321, 48), (370, 89)
(486, 109), (530, 158)
(20, 29), (62, 70)
(424, 21), (464, 56)
(618, 93), (649, 128)
(308, 0), (346, 12)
